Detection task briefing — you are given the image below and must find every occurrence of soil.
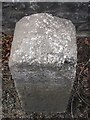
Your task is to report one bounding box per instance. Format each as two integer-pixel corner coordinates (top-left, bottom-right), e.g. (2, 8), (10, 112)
(1, 33), (90, 119)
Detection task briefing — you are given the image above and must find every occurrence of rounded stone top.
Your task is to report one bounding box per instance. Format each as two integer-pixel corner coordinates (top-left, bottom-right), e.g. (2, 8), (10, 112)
(9, 13), (77, 67)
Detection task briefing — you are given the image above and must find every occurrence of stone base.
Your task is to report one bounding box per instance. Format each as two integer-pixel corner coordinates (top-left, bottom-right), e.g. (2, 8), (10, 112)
(10, 63), (75, 113)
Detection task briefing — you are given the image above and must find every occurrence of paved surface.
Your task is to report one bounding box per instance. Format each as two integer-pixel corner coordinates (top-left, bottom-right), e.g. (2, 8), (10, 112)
(2, 2), (90, 36)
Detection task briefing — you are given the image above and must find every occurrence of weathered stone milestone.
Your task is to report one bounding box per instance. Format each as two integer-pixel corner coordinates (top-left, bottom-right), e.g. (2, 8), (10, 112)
(9, 13), (77, 113)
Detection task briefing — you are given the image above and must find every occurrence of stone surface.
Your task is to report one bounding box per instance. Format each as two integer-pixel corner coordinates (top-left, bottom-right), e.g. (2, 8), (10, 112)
(9, 13), (77, 113)
(9, 13), (76, 66)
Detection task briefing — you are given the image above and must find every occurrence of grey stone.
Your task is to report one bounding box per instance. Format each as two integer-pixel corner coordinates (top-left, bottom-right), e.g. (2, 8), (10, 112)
(9, 13), (77, 113)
